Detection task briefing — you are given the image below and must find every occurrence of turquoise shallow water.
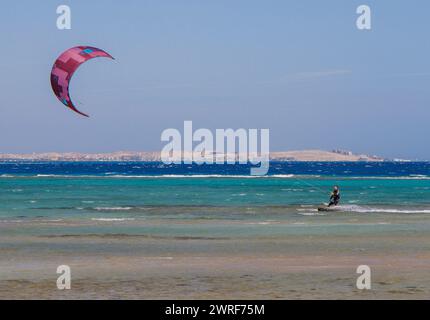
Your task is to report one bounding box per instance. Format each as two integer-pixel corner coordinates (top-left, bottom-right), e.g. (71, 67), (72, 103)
(1, 161), (429, 238)
(1, 176), (430, 240)
(1, 175), (430, 213)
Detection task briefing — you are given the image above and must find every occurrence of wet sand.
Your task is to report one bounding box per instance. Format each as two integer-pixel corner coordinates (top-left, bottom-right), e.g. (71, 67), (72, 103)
(1, 233), (429, 299)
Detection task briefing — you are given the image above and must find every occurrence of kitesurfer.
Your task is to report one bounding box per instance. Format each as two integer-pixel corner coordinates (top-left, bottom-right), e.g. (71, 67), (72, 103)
(328, 185), (340, 207)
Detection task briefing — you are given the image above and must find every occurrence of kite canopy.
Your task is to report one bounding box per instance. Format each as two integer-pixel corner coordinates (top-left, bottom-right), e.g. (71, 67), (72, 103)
(50, 46), (114, 117)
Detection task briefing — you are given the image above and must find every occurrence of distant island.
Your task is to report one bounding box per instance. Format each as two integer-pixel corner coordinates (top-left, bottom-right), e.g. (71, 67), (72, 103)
(270, 149), (386, 161)
(0, 149), (397, 162)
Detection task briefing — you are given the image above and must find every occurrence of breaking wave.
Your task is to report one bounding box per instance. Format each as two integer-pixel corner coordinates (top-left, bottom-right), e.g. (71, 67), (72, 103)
(314, 205), (430, 214)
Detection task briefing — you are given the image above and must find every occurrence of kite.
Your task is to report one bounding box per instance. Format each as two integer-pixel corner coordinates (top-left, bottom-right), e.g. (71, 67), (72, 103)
(50, 46), (114, 117)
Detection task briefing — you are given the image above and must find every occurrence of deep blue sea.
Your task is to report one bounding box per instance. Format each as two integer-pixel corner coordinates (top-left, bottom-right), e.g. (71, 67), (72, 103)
(1, 161), (429, 177)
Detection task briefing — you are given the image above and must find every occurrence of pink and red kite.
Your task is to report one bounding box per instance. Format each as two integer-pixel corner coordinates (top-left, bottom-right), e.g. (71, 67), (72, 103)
(50, 46), (114, 117)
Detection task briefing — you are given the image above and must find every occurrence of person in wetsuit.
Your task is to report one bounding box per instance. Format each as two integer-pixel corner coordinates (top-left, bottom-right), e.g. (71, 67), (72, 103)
(328, 185), (340, 207)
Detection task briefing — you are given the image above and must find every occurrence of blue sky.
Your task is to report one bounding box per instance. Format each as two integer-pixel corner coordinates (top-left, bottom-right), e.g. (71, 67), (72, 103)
(0, 1), (429, 159)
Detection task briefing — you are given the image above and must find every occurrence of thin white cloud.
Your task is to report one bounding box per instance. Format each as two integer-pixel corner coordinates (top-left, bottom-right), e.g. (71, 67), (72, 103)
(388, 72), (430, 78)
(291, 69), (352, 79)
(281, 69), (352, 81)
(259, 69), (352, 86)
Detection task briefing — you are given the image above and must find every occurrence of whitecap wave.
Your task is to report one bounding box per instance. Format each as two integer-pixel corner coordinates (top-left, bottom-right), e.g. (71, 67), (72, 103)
(94, 207), (133, 211)
(91, 218), (135, 221)
(270, 174), (295, 178)
(357, 208), (430, 214)
(348, 176), (430, 180)
(321, 205), (430, 214)
(2, 173), (298, 179)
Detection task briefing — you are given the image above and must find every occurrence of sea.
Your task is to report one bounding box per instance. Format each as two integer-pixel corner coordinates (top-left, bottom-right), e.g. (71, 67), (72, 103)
(1, 161), (430, 298)
(1, 161), (429, 232)
(0, 162), (430, 211)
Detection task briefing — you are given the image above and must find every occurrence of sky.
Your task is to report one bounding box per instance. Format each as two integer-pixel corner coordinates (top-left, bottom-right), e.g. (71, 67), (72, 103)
(0, 0), (429, 159)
